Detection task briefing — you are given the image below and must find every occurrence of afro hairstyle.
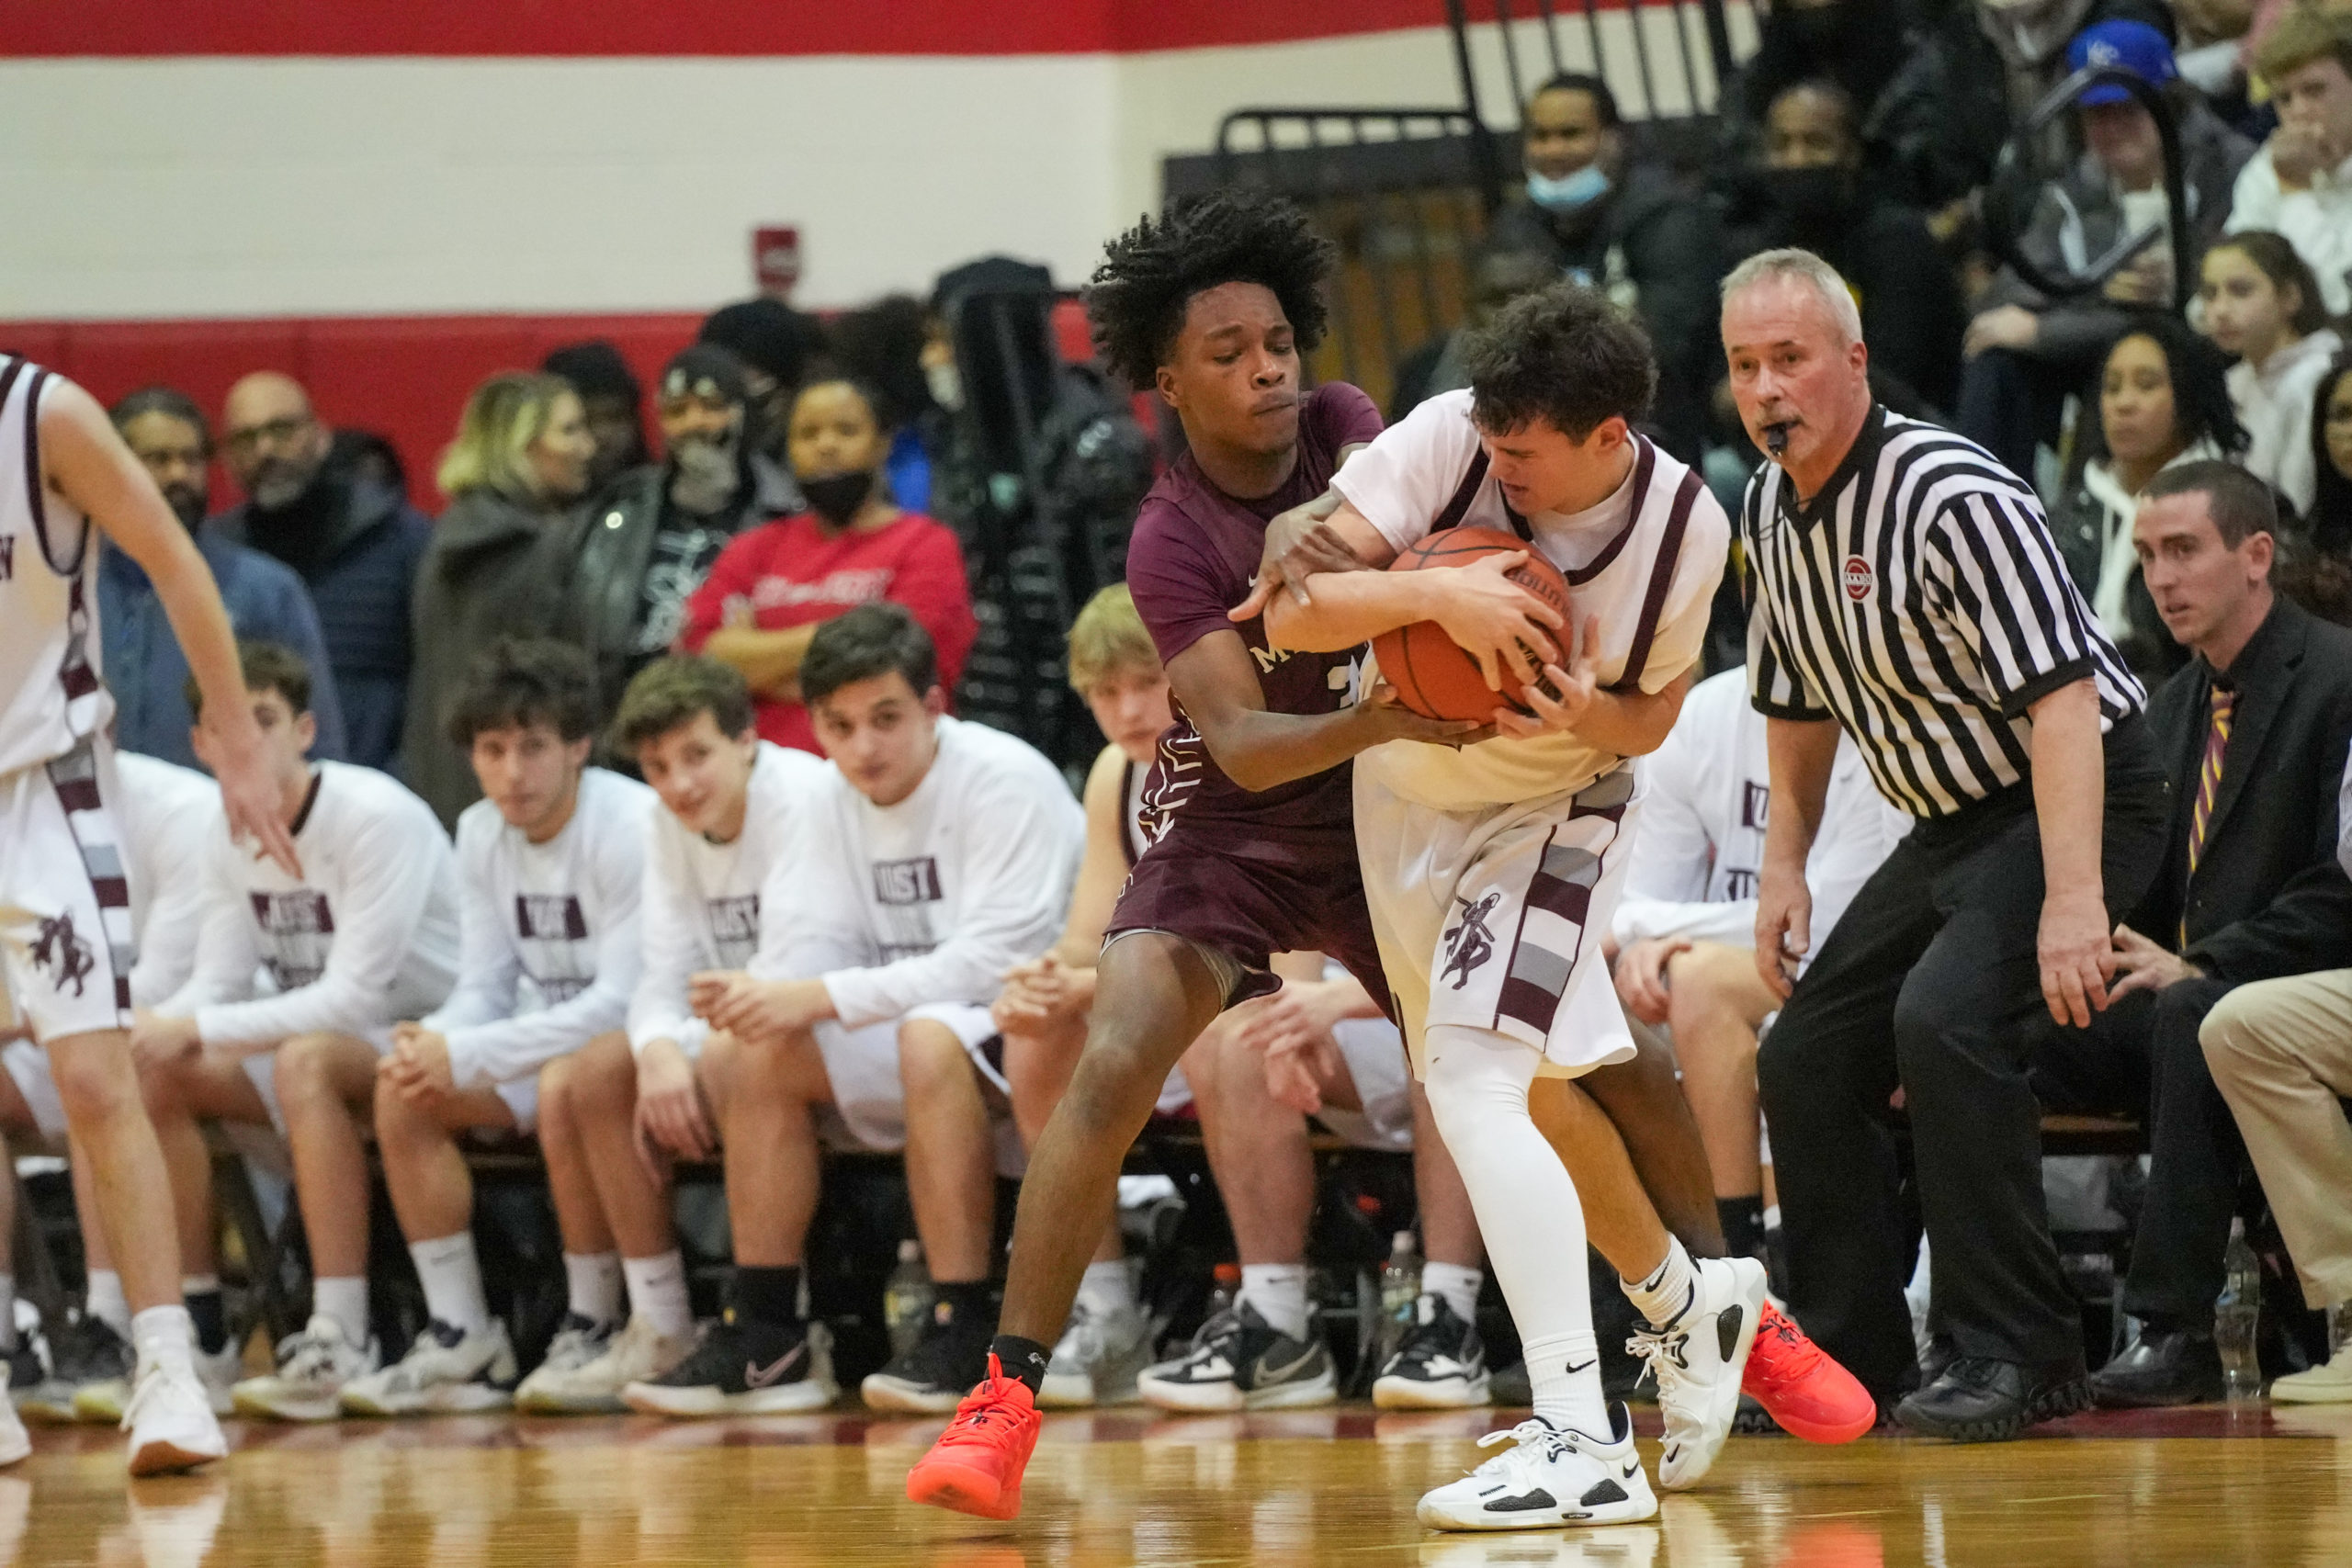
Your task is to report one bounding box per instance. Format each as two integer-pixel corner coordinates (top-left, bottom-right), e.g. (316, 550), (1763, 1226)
(1084, 190), (1338, 389)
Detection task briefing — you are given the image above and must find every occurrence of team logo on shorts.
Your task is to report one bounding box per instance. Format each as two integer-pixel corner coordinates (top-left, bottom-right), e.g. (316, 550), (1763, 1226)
(1842, 556), (1874, 601)
(1440, 892), (1503, 990)
(29, 913), (95, 997)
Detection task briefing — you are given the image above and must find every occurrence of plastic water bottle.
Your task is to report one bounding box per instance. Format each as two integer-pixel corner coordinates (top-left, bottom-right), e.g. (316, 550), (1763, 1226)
(1206, 1262), (1242, 1323)
(1378, 1231), (1423, 1369)
(2215, 1218), (2262, 1402)
(884, 1239), (933, 1358)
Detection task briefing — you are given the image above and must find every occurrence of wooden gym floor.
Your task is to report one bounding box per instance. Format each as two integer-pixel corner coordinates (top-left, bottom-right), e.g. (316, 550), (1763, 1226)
(6, 1403), (2346, 1567)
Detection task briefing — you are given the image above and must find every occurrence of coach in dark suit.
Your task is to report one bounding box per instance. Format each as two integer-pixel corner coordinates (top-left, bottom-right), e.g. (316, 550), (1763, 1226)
(2032, 461), (2352, 1406)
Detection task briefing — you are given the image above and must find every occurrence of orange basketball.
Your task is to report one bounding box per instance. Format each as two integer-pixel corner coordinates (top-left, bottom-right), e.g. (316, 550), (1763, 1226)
(1371, 526), (1569, 722)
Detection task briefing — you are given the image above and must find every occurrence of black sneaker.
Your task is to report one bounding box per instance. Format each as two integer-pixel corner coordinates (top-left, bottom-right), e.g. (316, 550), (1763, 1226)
(1136, 1300), (1336, 1413)
(861, 1314), (993, 1414)
(1373, 1295), (1491, 1410)
(18, 1313), (130, 1425)
(620, 1316), (837, 1417)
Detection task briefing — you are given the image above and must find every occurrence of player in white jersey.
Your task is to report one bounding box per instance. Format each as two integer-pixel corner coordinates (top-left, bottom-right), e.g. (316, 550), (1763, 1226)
(308, 641), (656, 1417)
(1608, 668), (1908, 1264)
(1260, 285), (1868, 1528)
(658, 605), (1085, 1416)
(130, 642), (460, 1421)
(543, 656), (834, 1416)
(0, 358), (296, 1473)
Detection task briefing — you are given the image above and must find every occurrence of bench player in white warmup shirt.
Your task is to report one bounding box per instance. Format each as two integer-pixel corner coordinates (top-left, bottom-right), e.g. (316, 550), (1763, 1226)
(1608, 668), (1908, 1264)
(0, 356), (297, 1474)
(132, 641), (460, 1421)
(328, 640), (658, 1417)
(1263, 285), (1867, 1529)
(674, 605), (1084, 1416)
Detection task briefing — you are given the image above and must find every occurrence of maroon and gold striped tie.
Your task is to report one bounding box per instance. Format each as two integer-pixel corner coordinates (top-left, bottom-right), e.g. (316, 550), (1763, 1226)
(2181, 684), (2235, 946)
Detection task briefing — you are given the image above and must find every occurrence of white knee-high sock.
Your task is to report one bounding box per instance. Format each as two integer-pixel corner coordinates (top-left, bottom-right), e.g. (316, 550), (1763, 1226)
(1423, 1023), (1605, 1437)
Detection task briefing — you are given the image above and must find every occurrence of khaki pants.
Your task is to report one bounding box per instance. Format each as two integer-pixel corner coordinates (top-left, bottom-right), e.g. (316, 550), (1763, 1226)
(2200, 970), (2352, 1310)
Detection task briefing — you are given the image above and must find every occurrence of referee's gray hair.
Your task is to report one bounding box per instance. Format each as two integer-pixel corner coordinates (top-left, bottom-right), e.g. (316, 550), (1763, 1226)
(1721, 249), (1863, 347)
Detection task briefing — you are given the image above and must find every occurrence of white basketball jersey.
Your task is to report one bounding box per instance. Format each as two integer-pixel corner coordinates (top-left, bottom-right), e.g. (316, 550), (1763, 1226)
(0, 358), (111, 776)
(1333, 389), (1732, 811)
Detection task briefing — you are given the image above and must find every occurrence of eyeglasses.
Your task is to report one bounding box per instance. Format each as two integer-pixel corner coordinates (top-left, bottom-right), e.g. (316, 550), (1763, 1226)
(222, 414), (315, 455)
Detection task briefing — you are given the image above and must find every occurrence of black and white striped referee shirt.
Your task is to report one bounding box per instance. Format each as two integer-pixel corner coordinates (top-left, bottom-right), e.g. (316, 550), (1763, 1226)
(1744, 405), (2144, 819)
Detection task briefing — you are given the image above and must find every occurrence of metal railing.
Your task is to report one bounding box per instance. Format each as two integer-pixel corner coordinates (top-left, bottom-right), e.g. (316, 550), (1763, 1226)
(1453, 0), (1740, 126)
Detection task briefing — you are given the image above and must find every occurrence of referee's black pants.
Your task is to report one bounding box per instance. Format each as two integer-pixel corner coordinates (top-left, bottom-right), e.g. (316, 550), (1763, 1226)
(1757, 717), (2169, 1402)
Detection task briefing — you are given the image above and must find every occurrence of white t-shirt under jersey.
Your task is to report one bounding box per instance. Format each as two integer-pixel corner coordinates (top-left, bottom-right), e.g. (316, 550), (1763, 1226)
(1611, 669), (1909, 963)
(1333, 389), (1732, 811)
(424, 767), (656, 1090)
(762, 716), (1085, 1027)
(113, 750), (223, 1009)
(627, 740), (831, 1058)
(164, 760), (460, 1052)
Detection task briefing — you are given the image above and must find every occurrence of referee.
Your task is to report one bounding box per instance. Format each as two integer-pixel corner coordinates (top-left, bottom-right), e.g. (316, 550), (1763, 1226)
(1721, 250), (2170, 1440)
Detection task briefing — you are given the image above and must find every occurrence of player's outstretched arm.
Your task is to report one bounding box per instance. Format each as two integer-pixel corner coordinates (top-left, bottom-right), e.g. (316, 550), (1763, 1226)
(40, 378), (300, 877)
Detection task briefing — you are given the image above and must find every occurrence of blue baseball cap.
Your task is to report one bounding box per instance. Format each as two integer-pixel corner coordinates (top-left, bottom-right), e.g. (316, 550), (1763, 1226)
(2068, 19), (2177, 107)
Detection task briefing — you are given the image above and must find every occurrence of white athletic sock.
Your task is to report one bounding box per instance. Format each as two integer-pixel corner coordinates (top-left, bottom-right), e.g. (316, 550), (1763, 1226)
(87, 1269), (133, 1340)
(1239, 1264), (1310, 1341)
(130, 1304), (196, 1380)
(1422, 1261), (1483, 1325)
(0, 1271), (16, 1350)
(312, 1276), (371, 1348)
(623, 1251), (693, 1338)
(1077, 1259), (1136, 1316)
(1622, 1235), (1701, 1328)
(409, 1235), (490, 1337)
(1423, 1023), (1606, 1437)
(562, 1251), (625, 1326)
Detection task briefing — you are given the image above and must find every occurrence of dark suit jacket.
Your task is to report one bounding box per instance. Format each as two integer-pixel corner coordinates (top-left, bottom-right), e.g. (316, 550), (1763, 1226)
(2127, 597), (2352, 982)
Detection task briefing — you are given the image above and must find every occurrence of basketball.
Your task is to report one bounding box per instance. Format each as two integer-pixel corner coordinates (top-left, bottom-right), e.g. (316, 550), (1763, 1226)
(1371, 526), (1570, 721)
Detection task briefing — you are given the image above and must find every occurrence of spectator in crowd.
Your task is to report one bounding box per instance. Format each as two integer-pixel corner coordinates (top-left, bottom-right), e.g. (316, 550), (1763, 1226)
(1388, 242), (1558, 421)
(401, 372), (597, 829)
(568, 658), (834, 1416)
(542, 344), (797, 727)
(1607, 668), (1909, 1268)
(2174, 0), (2262, 133)
(211, 372), (432, 771)
(1958, 20), (2254, 482)
(2201, 231), (2345, 515)
(341, 643), (659, 1417)
(328, 430), (406, 496)
(2305, 347), (2352, 550)
(1724, 77), (1966, 412)
(2049, 316), (2251, 681)
(681, 378), (977, 755)
(2030, 461), (2352, 1406)
(1718, 0), (1915, 170)
(1488, 73), (1724, 460)
(829, 294), (939, 513)
(700, 296), (830, 469)
(130, 642), (462, 1420)
(2226, 7), (2352, 316)
(629, 609), (1082, 1417)
(101, 388), (349, 768)
(2198, 734), (2352, 1403)
(543, 340), (650, 494)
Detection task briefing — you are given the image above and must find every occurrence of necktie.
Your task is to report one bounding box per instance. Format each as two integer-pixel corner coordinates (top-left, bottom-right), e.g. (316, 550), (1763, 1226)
(2181, 683), (2234, 946)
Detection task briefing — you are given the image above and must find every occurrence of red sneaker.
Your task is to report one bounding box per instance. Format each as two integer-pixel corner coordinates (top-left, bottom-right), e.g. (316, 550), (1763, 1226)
(906, 1355), (1043, 1520)
(1742, 1301), (1877, 1444)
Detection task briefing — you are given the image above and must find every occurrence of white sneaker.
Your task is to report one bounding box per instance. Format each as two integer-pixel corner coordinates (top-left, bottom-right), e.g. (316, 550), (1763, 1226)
(339, 1319), (517, 1416)
(1039, 1298), (1154, 1409)
(195, 1341), (242, 1417)
(232, 1315), (379, 1422)
(517, 1315), (693, 1415)
(1416, 1405), (1656, 1530)
(123, 1360), (227, 1476)
(2271, 1342), (2352, 1404)
(0, 1394), (24, 1468)
(72, 1378), (129, 1425)
(1624, 1255), (1767, 1491)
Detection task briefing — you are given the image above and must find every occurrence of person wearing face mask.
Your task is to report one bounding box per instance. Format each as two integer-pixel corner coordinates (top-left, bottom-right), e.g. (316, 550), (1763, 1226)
(1956, 19), (2253, 482)
(99, 388), (349, 770)
(210, 371), (432, 772)
(1487, 73), (1724, 463)
(830, 294), (941, 513)
(1725, 79), (1966, 413)
(682, 378), (977, 753)
(698, 297), (830, 470)
(400, 372), (600, 828)
(544, 344), (799, 732)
